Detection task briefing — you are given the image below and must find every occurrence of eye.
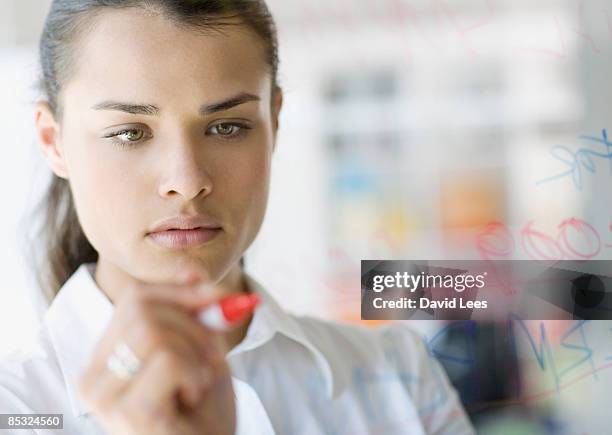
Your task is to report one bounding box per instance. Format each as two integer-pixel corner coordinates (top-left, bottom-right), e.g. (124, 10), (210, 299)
(207, 122), (252, 140)
(103, 127), (150, 148)
(118, 129), (145, 142)
(213, 123), (238, 136)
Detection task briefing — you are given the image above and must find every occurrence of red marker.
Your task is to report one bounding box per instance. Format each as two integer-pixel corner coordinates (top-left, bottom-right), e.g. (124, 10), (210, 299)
(197, 293), (261, 331)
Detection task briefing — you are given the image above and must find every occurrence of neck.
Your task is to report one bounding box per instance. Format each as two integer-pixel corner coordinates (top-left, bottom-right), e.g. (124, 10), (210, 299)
(94, 258), (252, 352)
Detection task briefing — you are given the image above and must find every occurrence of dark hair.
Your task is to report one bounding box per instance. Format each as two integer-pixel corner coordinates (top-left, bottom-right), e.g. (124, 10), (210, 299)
(28, 0), (279, 303)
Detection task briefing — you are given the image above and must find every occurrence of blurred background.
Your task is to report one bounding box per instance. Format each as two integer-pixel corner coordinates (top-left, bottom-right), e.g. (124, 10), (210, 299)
(2, 0), (612, 433)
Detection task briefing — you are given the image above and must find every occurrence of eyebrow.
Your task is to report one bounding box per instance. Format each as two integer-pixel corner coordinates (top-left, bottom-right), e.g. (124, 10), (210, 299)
(91, 92), (261, 116)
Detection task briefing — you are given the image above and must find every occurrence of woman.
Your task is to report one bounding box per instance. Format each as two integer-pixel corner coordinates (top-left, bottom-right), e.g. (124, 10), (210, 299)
(0, 1), (475, 434)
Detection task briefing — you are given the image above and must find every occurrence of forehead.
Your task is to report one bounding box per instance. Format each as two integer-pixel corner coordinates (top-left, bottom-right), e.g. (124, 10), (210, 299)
(63, 8), (270, 107)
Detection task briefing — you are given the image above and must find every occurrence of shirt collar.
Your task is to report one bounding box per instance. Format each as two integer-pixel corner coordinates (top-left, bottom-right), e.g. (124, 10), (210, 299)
(44, 263), (337, 418)
(230, 275), (337, 399)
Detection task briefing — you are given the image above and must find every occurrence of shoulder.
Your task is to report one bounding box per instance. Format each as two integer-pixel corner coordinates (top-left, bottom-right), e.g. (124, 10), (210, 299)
(291, 315), (476, 435)
(293, 314), (429, 372)
(294, 313), (426, 350)
(0, 324), (65, 412)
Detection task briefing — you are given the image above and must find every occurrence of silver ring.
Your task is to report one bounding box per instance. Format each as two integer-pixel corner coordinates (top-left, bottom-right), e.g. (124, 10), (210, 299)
(106, 341), (142, 380)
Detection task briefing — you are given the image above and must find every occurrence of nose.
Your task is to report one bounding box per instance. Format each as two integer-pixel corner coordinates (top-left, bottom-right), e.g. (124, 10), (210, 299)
(157, 139), (213, 201)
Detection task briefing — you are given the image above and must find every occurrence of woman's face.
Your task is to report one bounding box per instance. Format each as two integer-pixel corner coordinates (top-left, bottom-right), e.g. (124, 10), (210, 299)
(37, 8), (282, 286)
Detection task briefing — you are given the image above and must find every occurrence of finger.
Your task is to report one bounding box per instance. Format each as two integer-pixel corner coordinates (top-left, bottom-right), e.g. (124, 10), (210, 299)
(118, 349), (216, 427)
(115, 279), (228, 312)
(153, 303), (226, 363)
(88, 293), (214, 381)
(118, 297), (223, 361)
(128, 301), (225, 365)
(100, 284), (216, 353)
(82, 329), (203, 416)
(82, 304), (209, 412)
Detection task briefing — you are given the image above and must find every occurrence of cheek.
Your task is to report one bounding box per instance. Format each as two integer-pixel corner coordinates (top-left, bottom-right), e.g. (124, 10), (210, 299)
(64, 143), (146, 253)
(66, 133), (148, 203)
(218, 145), (271, 227)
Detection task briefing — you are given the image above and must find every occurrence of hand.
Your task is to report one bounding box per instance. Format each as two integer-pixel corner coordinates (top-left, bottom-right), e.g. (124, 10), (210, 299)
(78, 275), (236, 435)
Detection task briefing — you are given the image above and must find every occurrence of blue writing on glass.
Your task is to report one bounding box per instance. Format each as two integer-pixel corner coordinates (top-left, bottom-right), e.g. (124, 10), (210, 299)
(537, 129), (612, 190)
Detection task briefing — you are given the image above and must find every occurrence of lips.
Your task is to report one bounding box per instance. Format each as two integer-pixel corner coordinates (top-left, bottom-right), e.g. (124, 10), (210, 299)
(148, 214), (221, 233)
(147, 228), (221, 249)
(147, 214), (222, 249)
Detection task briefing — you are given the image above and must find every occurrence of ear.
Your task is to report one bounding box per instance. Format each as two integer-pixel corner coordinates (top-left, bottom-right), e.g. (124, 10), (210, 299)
(271, 88), (283, 153)
(35, 101), (69, 179)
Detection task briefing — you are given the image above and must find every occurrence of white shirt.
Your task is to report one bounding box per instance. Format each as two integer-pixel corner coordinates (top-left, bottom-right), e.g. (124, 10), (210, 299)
(0, 263), (475, 435)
